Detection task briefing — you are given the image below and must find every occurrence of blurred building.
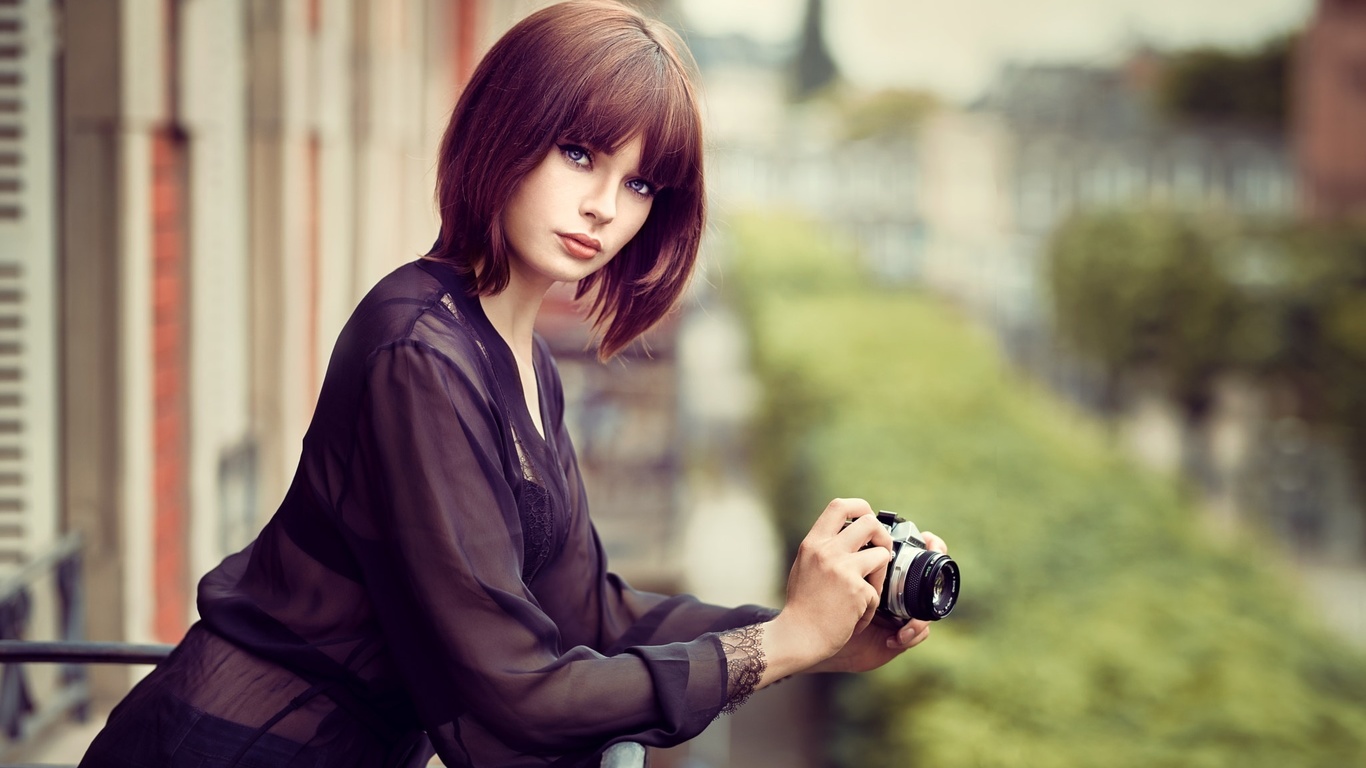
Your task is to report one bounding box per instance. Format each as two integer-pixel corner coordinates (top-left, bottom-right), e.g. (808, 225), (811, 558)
(919, 56), (1296, 349)
(5, 0), (490, 729)
(535, 285), (689, 593)
(694, 31), (925, 286)
(927, 36), (1366, 612)
(1294, 0), (1366, 220)
(915, 109), (1015, 322)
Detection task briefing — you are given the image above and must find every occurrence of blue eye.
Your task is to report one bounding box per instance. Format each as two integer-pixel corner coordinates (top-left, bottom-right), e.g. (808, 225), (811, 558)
(627, 178), (655, 197)
(559, 144), (591, 166)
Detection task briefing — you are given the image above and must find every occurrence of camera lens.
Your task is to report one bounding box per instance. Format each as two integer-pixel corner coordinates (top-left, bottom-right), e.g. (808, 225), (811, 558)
(900, 550), (959, 620)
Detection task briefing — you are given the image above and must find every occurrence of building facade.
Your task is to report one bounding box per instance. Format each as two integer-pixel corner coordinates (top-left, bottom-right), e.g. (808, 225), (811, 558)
(1294, 0), (1366, 220)
(925, 58), (1296, 343)
(2, 1), (488, 719)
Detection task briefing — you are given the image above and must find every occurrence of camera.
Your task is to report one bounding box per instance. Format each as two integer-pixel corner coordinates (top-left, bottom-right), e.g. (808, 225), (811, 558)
(848, 511), (960, 622)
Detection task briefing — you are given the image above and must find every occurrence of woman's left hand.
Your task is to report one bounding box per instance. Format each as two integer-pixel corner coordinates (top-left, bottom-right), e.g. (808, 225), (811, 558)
(808, 530), (948, 674)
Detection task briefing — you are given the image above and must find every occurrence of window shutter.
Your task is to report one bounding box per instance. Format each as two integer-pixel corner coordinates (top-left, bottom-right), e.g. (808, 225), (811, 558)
(0, 0), (59, 565)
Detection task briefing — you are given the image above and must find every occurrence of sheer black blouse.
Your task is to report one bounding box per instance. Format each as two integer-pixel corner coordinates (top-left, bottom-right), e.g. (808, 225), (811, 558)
(183, 260), (772, 766)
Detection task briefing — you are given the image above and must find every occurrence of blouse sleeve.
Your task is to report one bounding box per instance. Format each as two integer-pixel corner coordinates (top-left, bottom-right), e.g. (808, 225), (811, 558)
(537, 403), (776, 656)
(337, 340), (760, 761)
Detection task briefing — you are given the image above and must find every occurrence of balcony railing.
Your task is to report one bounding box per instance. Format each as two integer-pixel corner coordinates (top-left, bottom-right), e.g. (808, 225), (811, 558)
(0, 534), (646, 767)
(0, 534), (126, 759)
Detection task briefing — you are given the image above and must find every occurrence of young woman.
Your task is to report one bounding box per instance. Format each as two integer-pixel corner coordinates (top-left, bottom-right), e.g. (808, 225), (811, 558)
(79, 2), (946, 766)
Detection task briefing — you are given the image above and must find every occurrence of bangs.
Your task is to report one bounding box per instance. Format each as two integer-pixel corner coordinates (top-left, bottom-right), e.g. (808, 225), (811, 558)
(431, 0), (707, 360)
(559, 36), (701, 192)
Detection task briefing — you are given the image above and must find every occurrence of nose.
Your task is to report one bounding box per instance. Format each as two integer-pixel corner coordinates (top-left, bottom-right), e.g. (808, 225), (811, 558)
(580, 179), (616, 225)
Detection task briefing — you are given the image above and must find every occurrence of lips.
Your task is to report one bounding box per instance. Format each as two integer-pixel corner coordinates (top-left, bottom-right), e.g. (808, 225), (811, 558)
(558, 233), (602, 260)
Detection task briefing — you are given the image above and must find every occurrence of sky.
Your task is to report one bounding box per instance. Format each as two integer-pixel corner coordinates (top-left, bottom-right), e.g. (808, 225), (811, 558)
(677, 0), (1314, 101)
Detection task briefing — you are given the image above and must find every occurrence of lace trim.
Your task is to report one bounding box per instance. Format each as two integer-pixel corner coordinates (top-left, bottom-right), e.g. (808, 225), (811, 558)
(439, 294), (491, 362)
(516, 479), (554, 580)
(511, 426), (555, 580)
(717, 623), (767, 715)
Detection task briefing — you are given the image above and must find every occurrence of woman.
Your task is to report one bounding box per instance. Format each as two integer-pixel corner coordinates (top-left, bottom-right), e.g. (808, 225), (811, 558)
(80, 2), (946, 766)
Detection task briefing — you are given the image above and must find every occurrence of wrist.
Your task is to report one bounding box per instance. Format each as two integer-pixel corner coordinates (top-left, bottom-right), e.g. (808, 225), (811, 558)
(761, 613), (826, 683)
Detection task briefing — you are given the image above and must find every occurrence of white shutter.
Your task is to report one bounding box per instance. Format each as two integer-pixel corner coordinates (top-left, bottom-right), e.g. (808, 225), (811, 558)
(0, 0), (58, 565)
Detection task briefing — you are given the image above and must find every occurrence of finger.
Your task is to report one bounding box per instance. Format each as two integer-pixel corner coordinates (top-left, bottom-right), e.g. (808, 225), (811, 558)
(904, 624), (932, 649)
(887, 623), (915, 649)
(853, 544), (893, 578)
(865, 556), (889, 599)
(920, 531), (947, 555)
(886, 620), (929, 649)
(853, 583), (879, 634)
(843, 498), (875, 519)
(810, 498), (869, 538)
(835, 514), (886, 552)
(899, 620), (929, 645)
(867, 520), (893, 551)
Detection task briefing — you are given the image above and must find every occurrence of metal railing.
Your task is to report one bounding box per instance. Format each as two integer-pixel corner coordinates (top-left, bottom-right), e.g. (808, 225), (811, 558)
(0, 640), (172, 768)
(600, 742), (647, 767)
(0, 640), (646, 767)
(0, 534), (645, 767)
(0, 534), (115, 758)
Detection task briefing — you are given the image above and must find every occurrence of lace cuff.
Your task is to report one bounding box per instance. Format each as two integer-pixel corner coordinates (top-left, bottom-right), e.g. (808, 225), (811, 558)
(717, 623), (767, 715)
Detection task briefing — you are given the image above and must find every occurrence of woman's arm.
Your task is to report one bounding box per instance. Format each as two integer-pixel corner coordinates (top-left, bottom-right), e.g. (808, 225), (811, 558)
(346, 343), (934, 762)
(538, 341), (777, 653)
(343, 342), (799, 760)
(544, 434), (775, 652)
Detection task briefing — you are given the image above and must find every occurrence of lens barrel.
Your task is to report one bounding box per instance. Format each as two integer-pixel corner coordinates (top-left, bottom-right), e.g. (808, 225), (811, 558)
(899, 549), (959, 621)
(844, 512), (961, 622)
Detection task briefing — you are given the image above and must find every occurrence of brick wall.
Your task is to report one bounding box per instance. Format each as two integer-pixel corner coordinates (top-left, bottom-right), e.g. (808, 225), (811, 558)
(151, 129), (189, 642)
(453, 0), (482, 86)
(1295, 0), (1366, 219)
(306, 135), (321, 411)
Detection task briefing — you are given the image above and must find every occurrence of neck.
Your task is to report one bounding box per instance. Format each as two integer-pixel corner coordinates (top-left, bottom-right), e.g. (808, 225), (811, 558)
(479, 278), (548, 361)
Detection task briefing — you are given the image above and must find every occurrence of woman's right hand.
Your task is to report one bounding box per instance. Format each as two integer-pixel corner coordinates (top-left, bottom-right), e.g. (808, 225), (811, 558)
(766, 498), (894, 673)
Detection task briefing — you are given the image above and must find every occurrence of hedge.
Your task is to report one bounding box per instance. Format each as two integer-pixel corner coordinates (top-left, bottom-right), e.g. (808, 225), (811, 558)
(720, 210), (1366, 768)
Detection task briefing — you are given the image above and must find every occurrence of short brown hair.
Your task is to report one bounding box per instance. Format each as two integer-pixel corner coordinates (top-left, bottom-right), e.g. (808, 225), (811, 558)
(429, 0), (705, 360)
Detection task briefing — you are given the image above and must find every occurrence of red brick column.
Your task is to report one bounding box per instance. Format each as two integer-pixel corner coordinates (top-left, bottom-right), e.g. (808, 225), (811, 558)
(453, 0), (482, 87)
(306, 135), (321, 410)
(1295, 0), (1366, 219)
(151, 129), (189, 643)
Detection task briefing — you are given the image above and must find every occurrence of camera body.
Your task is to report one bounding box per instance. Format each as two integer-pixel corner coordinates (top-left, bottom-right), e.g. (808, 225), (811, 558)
(859, 511), (960, 622)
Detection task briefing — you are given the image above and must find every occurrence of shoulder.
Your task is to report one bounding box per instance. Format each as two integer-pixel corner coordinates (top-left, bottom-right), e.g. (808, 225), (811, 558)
(336, 262), (490, 376)
(302, 261), (514, 461)
(309, 261), (507, 424)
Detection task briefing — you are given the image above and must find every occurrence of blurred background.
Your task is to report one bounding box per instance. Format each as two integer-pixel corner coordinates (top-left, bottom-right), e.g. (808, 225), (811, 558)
(3, 0), (1366, 765)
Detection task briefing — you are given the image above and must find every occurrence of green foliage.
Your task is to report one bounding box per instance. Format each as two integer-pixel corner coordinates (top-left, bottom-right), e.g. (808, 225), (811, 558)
(1046, 208), (1240, 410)
(1046, 209), (1366, 501)
(725, 211), (1366, 767)
(1155, 35), (1294, 128)
(1262, 222), (1366, 482)
(838, 89), (941, 142)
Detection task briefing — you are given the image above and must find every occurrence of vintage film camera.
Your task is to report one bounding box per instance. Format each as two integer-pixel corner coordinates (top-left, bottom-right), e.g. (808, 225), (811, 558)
(848, 511), (960, 622)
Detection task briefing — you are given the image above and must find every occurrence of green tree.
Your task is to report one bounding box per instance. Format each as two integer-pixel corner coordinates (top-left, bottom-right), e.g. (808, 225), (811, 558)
(1046, 209), (1366, 535)
(839, 88), (940, 142)
(725, 210), (1366, 768)
(1045, 208), (1240, 416)
(1155, 34), (1294, 128)
(1264, 222), (1366, 499)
